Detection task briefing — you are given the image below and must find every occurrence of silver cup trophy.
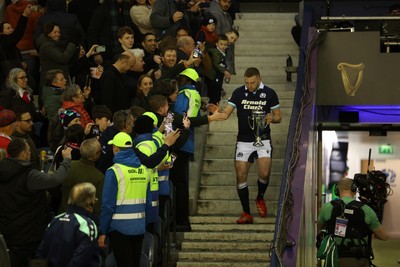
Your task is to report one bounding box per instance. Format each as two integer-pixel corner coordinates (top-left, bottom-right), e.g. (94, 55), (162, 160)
(248, 110), (267, 147)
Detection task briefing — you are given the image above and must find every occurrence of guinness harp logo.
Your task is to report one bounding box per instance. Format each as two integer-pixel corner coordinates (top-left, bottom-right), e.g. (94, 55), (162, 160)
(337, 62), (365, 96)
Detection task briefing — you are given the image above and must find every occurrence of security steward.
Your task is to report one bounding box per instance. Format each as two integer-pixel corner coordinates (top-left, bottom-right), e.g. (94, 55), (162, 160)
(98, 132), (151, 267)
(318, 178), (388, 267)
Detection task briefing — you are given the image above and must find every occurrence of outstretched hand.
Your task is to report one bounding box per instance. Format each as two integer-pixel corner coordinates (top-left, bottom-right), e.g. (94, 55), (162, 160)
(209, 110), (228, 121)
(207, 103), (218, 113)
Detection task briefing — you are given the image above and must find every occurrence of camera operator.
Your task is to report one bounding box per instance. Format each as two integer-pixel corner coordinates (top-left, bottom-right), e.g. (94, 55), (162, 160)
(318, 177), (388, 267)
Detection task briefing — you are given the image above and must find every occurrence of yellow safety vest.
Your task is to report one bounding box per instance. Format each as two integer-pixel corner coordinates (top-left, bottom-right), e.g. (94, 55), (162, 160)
(110, 164), (149, 220)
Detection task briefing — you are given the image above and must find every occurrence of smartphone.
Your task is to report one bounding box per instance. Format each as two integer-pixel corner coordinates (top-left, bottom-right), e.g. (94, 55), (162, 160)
(95, 45), (106, 53)
(166, 111), (174, 123)
(90, 124), (100, 137)
(164, 111), (174, 135)
(170, 153), (177, 164)
(85, 75), (92, 88)
(193, 47), (202, 58)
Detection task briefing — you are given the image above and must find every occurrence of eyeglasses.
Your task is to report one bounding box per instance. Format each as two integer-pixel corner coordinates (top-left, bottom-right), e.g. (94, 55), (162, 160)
(19, 118), (33, 123)
(17, 76), (28, 80)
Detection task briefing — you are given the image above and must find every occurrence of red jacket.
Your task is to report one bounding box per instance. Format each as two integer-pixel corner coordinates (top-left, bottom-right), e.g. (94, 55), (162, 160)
(0, 134), (12, 157)
(5, 1), (43, 51)
(61, 101), (93, 128)
(196, 25), (218, 49)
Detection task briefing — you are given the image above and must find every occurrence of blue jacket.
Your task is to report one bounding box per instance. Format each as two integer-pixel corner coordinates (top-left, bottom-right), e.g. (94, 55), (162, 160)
(174, 84), (201, 154)
(99, 149), (146, 236)
(36, 205), (100, 267)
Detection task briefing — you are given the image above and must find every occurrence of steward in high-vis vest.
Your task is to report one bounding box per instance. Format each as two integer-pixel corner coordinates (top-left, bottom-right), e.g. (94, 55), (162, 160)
(171, 68), (202, 231)
(98, 132), (151, 267)
(134, 115), (163, 226)
(174, 68), (201, 154)
(142, 111), (172, 197)
(317, 178), (387, 267)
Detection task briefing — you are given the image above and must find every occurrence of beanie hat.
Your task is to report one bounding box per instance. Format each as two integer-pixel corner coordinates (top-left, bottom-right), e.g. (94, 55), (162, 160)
(202, 13), (217, 26)
(108, 132), (133, 148)
(134, 115), (155, 134)
(0, 106), (16, 127)
(60, 109), (81, 129)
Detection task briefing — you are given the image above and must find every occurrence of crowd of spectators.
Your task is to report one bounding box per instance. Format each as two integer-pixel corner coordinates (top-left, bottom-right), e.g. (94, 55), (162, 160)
(0, 0), (240, 266)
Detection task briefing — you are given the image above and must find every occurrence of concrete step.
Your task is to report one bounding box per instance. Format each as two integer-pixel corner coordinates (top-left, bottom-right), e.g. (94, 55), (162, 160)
(191, 223), (275, 232)
(200, 172), (283, 186)
(177, 261), (269, 267)
(182, 231), (274, 242)
(237, 38), (297, 47)
(178, 250), (270, 262)
(206, 132), (289, 146)
(235, 55), (299, 65)
(234, 57), (299, 69)
(201, 158), (284, 172)
(235, 19), (294, 27)
(235, 24), (294, 33)
(196, 199), (279, 216)
(189, 215), (276, 224)
(181, 240), (269, 251)
(198, 185), (280, 201)
(237, 30), (297, 40)
(235, 13), (296, 20)
(235, 44), (298, 54)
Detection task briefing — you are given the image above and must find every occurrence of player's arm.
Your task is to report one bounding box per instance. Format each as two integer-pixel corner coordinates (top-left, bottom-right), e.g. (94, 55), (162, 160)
(222, 104), (235, 120)
(271, 107), (281, 124)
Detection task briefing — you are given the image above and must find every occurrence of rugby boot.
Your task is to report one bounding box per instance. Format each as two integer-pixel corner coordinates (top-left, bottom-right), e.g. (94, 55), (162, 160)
(255, 198), (267, 217)
(236, 212), (253, 224)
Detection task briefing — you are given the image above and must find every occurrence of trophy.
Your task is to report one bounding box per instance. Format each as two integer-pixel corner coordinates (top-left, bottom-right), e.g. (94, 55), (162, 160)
(248, 110), (267, 147)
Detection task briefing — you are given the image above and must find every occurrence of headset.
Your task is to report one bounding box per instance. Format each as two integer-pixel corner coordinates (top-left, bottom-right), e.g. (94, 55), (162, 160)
(334, 179), (357, 197)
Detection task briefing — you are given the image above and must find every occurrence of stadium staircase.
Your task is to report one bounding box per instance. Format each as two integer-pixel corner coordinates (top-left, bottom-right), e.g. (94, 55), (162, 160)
(174, 12), (299, 267)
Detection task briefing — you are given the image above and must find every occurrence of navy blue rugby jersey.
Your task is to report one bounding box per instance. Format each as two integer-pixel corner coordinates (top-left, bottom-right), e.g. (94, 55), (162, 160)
(228, 82), (280, 142)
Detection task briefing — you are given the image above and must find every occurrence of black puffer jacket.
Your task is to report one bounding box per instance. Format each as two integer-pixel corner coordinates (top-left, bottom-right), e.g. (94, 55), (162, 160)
(35, 0), (85, 45)
(0, 157), (71, 246)
(0, 159), (45, 246)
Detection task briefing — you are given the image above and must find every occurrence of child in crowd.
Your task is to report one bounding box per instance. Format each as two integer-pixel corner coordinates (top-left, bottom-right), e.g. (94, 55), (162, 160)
(225, 28), (240, 75)
(204, 35), (231, 104)
(196, 13), (218, 49)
